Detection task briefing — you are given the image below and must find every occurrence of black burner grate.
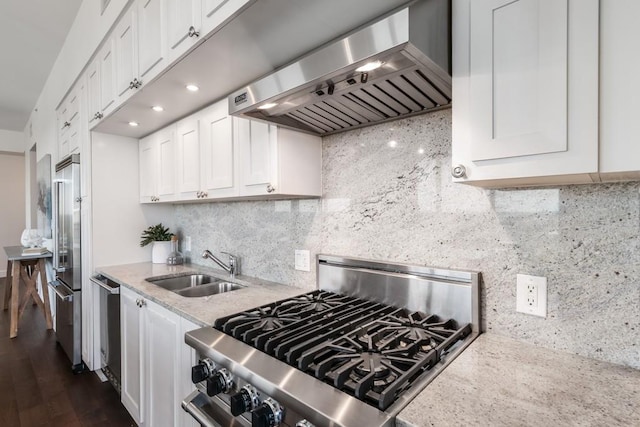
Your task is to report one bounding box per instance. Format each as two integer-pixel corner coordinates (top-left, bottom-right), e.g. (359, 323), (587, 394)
(214, 291), (471, 410)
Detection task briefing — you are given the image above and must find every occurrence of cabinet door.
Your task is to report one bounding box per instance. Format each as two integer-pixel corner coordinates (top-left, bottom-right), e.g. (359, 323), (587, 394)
(138, 0), (167, 84)
(200, 102), (237, 198)
(139, 135), (158, 203)
(176, 117), (201, 199)
(144, 300), (180, 427)
(120, 287), (144, 425)
(99, 38), (117, 116)
(86, 59), (101, 126)
(238, 118), (278, 196)
(115, 6), (139, 102)
(451, 0), (598, 185)
(599, 0), (640, 179)
(157, 127), (177, 199)
(202, 0), (250, 36)
(67, 89), (81, 155)
(167, 0), (202, 62)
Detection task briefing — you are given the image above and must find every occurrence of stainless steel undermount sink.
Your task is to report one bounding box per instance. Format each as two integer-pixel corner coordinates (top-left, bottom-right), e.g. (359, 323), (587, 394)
(146, 274), (243, 297)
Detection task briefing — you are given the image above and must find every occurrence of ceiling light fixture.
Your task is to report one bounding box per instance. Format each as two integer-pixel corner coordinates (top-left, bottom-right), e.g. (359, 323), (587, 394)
(129, 121), (139, 127)
(258, 103), (278, 110)
(186, 84), (199, 92)
(356, 60), (383, 72)
(152, 106), (164, 112)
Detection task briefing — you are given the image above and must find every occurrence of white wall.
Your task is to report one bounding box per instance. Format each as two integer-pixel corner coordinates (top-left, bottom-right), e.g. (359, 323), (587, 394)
(91, 133), (174, 268)
(0, 153), (26, 276)
(0, 129), (25, 153)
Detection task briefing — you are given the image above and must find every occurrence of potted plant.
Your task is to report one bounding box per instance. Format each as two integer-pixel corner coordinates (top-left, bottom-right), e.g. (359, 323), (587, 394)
(140, 223), (174, 263)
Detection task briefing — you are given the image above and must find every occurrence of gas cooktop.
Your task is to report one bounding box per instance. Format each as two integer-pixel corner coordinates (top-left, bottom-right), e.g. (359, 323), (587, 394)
(183, 255), (481, 427)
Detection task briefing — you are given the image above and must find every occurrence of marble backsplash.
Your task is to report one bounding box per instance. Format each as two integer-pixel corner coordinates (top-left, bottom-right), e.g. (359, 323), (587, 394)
(175, 109), (639, 369)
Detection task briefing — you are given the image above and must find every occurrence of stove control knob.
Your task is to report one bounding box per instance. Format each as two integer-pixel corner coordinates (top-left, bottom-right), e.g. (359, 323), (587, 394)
(191, 358), (215, 384)
(230, 385), (259, 416)
(252, 398), (284, 427)
(295, 421), (315, 427)
(206, 368), (233, 396)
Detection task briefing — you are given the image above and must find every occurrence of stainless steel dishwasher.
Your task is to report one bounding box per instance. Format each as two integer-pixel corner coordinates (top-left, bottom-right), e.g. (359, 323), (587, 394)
(91, 274), (121, 393)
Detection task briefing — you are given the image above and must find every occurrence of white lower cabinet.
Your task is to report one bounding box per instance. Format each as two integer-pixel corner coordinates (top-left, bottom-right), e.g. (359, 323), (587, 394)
(120, 286), (198, 427)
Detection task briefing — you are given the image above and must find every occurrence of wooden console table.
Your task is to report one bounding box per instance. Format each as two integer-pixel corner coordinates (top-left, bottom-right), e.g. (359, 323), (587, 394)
(3, 246), (53, 338)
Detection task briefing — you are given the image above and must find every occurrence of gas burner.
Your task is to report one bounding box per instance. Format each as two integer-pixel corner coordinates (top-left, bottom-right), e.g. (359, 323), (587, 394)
(280, 291), (352, 313)
(216, 305), (303, 341)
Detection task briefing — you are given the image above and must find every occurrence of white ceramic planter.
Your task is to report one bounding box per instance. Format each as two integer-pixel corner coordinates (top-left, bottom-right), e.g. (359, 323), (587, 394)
(151, 241), (171, 264)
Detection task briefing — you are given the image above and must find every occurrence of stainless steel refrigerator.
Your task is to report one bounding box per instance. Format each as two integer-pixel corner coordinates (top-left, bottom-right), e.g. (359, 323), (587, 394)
(50, 153), (84, 372)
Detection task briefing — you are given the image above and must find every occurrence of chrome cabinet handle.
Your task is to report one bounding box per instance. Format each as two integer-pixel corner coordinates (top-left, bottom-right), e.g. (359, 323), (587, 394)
(266, 184), (275, 193)
(150, 196), (160, 202)
(451, 164), (466, 179)
(188, 26), (200, 38)
(129, 78), (142, 89)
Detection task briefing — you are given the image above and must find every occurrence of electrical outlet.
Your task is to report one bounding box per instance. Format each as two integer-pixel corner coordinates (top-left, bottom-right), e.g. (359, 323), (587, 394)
(184, 236), (192, 252)
(294, 250), (310, 272)
(516, 274), (547, 317)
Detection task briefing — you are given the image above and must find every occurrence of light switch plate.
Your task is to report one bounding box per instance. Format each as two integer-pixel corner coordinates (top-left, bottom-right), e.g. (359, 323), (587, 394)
(516, 274), (547, 317)
(294, 250), (310, 272)
(184, 236), (191, 252)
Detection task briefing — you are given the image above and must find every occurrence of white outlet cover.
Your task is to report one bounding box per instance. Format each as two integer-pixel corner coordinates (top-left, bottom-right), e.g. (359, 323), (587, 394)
(294, 250), (311, 272)
(516, 274), (547, 317)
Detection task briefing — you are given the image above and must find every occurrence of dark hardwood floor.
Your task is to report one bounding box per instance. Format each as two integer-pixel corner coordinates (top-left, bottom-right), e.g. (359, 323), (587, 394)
(0, 278), (135, 426)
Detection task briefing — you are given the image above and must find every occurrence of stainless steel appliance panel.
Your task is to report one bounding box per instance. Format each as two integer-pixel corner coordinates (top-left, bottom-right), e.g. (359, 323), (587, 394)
(52, 154), (83, 371)
(53, 154), (81, 291)
(91, 274), (121, 392)
(49, 279), (82, 368)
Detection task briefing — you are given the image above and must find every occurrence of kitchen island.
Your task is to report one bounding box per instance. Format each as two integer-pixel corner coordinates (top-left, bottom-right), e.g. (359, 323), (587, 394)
(396, 333), (640, 427)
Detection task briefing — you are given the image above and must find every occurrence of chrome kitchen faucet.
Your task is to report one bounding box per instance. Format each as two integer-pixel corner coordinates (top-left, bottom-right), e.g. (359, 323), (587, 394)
(202, 250), (238, 279)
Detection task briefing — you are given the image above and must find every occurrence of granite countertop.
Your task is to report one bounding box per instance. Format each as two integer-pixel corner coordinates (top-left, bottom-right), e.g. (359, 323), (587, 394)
(95, 262), (308, 327)
(396, 333), (640, 427)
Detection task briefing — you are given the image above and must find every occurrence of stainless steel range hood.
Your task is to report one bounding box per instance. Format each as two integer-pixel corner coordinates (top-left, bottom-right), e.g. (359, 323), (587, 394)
(228, 0), (451, 135)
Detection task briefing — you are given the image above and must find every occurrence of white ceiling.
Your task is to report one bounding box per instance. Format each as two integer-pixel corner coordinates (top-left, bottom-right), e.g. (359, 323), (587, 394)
(0, 0), (82, 131)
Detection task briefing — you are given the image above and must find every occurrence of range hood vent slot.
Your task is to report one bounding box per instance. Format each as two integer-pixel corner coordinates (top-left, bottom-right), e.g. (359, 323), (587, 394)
(229, 0), (451, 136)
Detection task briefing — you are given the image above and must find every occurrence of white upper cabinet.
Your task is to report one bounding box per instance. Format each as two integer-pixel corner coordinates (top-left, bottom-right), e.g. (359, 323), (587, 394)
(139, 101), (321, 203)
(137, 0), (168, 84)
(115, 5), (140, 103)
(176, 116), (201, 199)
(599, 0), (640, 181)
(452, 0), (599, 186)
(167, 0), (202, 62)
(86, 58), (101, 125)
(139, 126), (177, 203)
(237, 119), (322, 198)
(202, 0), (251, 36)
(57, 85), (82, 161)
(99, 37), (117, 119)
(199, 101), (238, 199)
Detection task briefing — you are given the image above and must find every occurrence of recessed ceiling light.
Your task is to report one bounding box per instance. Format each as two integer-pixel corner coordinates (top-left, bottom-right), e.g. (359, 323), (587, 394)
(186, 84), (199, 92)
(129, 121), (139, 127)
(258, 103), (278, 110)
(356, 60), (383, 73)
(152, 106), (164, 112)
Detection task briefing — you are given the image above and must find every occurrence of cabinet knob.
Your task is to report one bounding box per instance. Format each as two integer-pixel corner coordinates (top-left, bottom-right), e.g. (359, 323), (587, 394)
(131, 78), (142, 89)
(451, 164), (467, 179)
(62, 121), (71, 129)
(266, 184), (275, 193)
(188, 26), (200, 38)
(94, 112), (104, 120)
